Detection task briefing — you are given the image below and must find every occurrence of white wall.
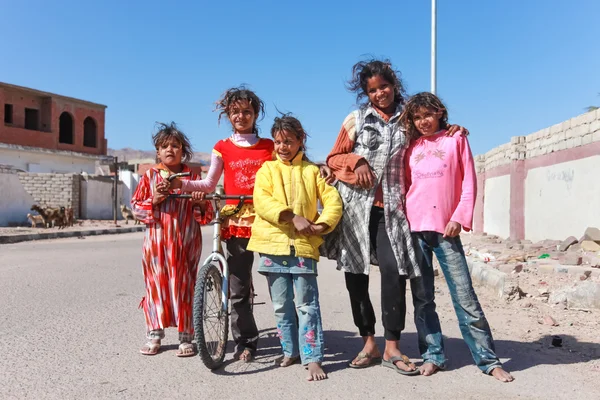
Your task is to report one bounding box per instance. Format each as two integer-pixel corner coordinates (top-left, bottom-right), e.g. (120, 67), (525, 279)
(0, 172), (35, 226)
(80, 178), (124, 220)
(525, 156), (600, 241)
(0, 148), (97, 174)
(483, 174), (511, 239)
(119, 170), (139, 206)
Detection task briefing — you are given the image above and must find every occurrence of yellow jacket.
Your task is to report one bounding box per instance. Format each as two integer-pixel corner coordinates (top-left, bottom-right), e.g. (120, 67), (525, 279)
(247, 152), (342, 261)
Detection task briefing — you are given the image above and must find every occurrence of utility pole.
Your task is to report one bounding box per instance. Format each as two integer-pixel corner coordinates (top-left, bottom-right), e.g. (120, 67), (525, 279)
(113, 156), (119, 225)
(431, 0), (437, 94)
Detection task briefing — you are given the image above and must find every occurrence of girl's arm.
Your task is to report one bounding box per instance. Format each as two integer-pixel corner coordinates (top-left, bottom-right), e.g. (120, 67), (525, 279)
(326, 113), (364, 185)
(252, 165), (292, 227)
(450, 135), (477, 231)
(313, 170), (343, 234)
(131, 173), (159, 224)
(180, 153), (223, 193)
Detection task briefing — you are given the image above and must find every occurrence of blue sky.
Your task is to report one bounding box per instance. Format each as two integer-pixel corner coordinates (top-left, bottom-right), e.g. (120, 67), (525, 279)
(1, 0), (599, 161)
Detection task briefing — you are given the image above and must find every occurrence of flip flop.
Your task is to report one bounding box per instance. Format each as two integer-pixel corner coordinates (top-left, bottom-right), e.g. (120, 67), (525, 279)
(176, 342), (196, 358)
(140, 341), (161, 356)
(382, 355), (420, 376)
(348, 351), (382, 369)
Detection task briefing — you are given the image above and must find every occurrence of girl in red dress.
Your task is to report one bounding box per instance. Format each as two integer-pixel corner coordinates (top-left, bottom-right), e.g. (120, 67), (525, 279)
(132, 122), (212, 357)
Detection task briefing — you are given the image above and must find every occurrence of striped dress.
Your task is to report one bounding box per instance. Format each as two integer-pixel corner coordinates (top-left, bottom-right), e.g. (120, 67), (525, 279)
(131, 163), (213, 335)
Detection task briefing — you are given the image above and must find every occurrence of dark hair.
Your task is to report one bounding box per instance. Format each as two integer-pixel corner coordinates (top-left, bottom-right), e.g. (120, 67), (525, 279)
(215, 85), (265, 134)
(347, 58), (407, 106)
(270, 114), (310, 161)
(400, 92), (449, 141)
(152, 122), (194, 162)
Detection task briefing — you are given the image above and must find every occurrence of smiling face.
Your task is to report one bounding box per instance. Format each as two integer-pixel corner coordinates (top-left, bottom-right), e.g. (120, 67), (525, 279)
(156, 137), (183, 169)
(273, 130), (302, 161)
(366, 75), (395, 113)
(412, 106), (442, 137)
(228, 99), (257, 134)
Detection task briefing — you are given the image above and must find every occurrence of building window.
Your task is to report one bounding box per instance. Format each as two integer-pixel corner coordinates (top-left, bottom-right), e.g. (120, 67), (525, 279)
(59, 112), (74, 144)
(24, 108), (39, 130)
(4, 104), (13, 124)
(83, 117), (97, 148)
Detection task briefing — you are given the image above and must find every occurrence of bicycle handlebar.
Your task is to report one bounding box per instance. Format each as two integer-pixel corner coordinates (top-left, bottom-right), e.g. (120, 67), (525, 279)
(168, 193), (253, 201)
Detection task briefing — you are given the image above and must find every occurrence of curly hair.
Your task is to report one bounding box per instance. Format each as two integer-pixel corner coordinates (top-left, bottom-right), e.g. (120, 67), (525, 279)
(215, 85), (265, 134)
(400, 92), (449, 141)
(152, 121), (194, 162)
(347, 58), (407, 106)
(270, 113), (310, 161)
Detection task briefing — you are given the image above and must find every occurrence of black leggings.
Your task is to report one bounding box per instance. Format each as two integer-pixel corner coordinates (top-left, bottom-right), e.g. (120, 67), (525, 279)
(345, 207), (408, 341)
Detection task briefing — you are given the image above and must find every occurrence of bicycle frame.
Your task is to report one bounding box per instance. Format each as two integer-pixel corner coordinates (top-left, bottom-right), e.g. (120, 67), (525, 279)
(166, 175), (252, 315)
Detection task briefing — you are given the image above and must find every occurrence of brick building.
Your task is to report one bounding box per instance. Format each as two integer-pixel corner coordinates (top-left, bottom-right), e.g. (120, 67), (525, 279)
(0, 82), (108, 173)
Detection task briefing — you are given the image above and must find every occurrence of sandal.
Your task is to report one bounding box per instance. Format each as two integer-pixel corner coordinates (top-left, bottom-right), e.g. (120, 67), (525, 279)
(140, 341), (161, 356)
(382, 355), (420, 376)
(348, 351), (382, 369)
(176, 342), (196, 358)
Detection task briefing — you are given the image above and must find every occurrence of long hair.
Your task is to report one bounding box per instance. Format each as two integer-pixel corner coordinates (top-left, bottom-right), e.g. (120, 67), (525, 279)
(152, 121), (194, 162)
(347, 58), (407, 106)
(400, 92), (449, 141)
(215, 85), (265, 134)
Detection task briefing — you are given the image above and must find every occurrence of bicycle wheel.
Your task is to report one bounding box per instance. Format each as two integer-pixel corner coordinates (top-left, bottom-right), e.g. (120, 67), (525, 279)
(193, 260), (229, 369)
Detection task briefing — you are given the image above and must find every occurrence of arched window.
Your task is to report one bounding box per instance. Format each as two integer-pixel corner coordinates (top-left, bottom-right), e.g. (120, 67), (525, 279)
(83, 117), (97, 148)
(59, 112), (74, 144)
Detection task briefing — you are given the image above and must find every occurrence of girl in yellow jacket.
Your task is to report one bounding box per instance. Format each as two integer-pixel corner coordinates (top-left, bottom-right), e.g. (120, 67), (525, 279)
(247, 115), (342, 382)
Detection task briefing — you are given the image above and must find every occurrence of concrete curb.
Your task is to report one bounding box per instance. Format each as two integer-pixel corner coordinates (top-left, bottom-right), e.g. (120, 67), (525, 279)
(0, 226), (145, 244)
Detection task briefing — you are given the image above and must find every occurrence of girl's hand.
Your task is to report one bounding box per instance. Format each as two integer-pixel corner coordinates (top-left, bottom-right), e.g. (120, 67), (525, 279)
(354, 159), (376, 189)
(169, 178), (182, 189)
(318, 164), (336, 185)
(190, 191), (206, 205)
(292, 215), (314, 234)
(446, 125), (469, 136)
(155, 180), (170, 193)
(152, 191), (167, 205)
(310, 223), (329, 235)
(443, 221), (462, 238)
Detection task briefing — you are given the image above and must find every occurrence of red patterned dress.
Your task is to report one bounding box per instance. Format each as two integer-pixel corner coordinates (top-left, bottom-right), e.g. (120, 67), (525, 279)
(131, 163), (213, 337)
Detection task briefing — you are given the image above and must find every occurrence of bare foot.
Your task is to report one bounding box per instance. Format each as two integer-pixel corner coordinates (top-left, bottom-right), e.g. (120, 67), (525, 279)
(383, 349), (417, 373)
(491, 367), (514, 382)
(419, 362), (440, 376)
(239, 348), (253, 363)
(280, 356), (300, 367)
(306, 363), (327, 381)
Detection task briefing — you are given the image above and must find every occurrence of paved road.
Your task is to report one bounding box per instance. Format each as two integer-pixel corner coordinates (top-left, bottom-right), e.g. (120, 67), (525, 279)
(1, 230), (598, 399)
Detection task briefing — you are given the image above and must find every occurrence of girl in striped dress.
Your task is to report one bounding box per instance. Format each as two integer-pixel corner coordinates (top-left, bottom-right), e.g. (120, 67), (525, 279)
(132, 122), (212, 357)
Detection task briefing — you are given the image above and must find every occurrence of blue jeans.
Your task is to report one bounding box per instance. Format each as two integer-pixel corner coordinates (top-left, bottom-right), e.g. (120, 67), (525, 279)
(413, 232), (502, 374)
(266, 271), (324, 365)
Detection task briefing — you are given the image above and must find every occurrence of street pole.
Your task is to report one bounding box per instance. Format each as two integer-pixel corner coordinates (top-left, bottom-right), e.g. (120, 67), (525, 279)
(431, 0), (437, 95)
(113, 156), (118, 225)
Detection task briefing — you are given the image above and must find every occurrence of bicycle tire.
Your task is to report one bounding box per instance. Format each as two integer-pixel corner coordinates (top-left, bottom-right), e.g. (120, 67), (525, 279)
(193, 261), (229, 369)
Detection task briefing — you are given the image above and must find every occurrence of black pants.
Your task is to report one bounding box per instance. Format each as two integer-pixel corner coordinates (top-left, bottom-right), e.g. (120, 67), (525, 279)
(345, 207), (409, 341)
(227, 236), (259, 353)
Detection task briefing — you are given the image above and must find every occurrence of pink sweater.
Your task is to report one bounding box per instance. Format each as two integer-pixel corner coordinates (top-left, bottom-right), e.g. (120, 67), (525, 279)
(404, 130), (477, 234)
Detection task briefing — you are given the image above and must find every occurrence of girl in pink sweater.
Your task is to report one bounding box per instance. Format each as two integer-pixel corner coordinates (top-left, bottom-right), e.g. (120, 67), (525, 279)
(401, 92), (514, 382)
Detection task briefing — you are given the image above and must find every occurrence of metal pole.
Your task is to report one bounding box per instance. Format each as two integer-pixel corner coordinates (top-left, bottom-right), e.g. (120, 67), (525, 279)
(431, 0), (437, 94)
(113, 156), (118, 225)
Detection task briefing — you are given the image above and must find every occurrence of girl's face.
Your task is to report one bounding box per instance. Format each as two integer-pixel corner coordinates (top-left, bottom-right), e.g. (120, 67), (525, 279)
(366, 75), (395, 112)
(228, 100), (256, 134)
(156, 137), (183, 168)
(273, 130), (302, 162)
(413, 107), (442, 136)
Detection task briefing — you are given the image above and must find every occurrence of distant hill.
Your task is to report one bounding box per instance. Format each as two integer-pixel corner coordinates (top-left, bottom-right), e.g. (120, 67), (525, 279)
(108, 148), (211, 164)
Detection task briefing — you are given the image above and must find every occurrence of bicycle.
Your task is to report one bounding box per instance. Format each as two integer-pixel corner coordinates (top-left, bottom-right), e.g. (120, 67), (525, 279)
(166, 172), (254, 369)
